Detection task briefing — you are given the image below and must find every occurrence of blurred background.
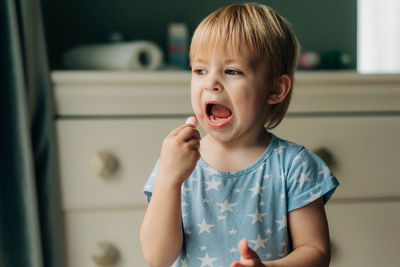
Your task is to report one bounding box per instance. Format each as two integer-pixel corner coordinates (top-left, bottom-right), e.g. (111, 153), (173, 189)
(2, 1), (399, 267)
(41, 0), (357, 70)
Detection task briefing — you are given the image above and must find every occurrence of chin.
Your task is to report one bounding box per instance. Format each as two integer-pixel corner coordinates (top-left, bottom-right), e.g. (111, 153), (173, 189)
(206, 130), (237, 144)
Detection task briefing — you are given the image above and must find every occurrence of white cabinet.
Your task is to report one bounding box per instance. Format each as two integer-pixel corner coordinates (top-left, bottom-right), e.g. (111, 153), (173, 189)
(53, 70), (400, 267)
(56, 119), (183, 210)
(326, 202), (400, 267)
(64, 209), (147, 267)
(273, 116), (400, 199)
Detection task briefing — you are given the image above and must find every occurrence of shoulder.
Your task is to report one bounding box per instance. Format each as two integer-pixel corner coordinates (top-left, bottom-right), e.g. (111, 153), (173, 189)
(269, 134), (306, 163)
(268, 134), (331, 178)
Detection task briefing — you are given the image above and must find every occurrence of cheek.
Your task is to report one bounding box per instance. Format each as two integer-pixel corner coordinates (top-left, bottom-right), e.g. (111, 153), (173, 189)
(190, 88), (203, 117)
(234, 92), (266, 119)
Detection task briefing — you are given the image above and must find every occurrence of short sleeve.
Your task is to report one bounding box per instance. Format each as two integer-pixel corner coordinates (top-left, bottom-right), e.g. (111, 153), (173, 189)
(142, 159), (159, 203)
(286, 148), (339, 211)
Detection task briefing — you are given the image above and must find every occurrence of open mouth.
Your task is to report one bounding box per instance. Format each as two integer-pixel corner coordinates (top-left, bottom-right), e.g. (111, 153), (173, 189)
(205, 102), (233, 128)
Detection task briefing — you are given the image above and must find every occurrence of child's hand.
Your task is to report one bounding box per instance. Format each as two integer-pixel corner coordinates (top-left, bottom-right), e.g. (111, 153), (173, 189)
(231, 239), (265, 267)
(157, 123), (201, 187)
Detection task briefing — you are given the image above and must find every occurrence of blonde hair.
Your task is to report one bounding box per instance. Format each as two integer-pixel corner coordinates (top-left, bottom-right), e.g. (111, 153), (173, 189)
(190, 3), (300, 129)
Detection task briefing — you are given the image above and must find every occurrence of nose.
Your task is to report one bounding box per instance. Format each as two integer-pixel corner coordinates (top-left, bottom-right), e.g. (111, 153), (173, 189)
(205, 72), (223, 93)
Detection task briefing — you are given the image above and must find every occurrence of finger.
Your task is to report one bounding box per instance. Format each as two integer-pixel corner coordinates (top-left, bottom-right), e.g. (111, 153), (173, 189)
(190, 129), (201, 141)
(186, 138), (201, 151)
(185, 127), (200, 140)
(169, 124), (192, 137)
(178, 126), (201, 142)
(238, 239), (259, 260)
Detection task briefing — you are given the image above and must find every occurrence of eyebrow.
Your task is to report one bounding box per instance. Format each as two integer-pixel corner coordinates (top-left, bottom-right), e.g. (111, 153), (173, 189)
(191, 56), (250, 70)
(192, 58), (241, 64)
(191, 58), (208, 64)
(224, 58), (241, 64)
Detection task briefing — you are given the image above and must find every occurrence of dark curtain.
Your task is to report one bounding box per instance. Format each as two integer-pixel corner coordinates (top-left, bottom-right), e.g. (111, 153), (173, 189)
(0, 0), (64, 266)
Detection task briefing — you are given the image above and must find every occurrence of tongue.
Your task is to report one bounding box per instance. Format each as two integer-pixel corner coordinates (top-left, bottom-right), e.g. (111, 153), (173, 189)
(211, 104), (232, 118)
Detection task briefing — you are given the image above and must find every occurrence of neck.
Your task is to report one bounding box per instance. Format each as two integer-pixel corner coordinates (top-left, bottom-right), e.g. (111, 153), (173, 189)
(199, 130), (271, 172)
(204, 128), (270, 151)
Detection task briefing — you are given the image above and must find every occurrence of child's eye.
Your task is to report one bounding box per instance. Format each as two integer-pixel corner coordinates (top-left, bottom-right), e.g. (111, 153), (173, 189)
(193, 69), (207, 75)
(225, 69), (242, 75)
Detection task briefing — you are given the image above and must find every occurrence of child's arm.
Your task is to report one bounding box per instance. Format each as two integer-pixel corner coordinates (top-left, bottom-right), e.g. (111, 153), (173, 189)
(140, 124), (201, 267)
(232, 197), (331, 267)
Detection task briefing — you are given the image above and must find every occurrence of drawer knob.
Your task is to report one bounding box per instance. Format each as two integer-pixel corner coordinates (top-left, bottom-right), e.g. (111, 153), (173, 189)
(91, 241), (119, 266)
(91, 151), (119, 178)
(314, 147), (336, 169)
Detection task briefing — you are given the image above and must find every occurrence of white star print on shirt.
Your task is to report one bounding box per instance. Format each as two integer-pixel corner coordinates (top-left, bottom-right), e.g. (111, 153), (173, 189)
(249, 234), (269, 250)
(304, 190), (322, 203)
(205, 167), (220, 176)
(298, 170), (311, 189)
(229, 247), (238, 253)
(276, 215), (287, 231)
(274, 145), (286, 154)
(205, 178), (221, 191)
(248, 208), (266, 224)
(229, 229), (237, 235)
(197, 219), (215, 234)
(198, 253), (218, 267)
(181, 185), (192, 195)
(185, 229), (192, 235)
(319, 165), (330, 179)
(180, 258), (188, 267)
(217, 199), (237, 214)
(249, 183), (266, 198)
(189, 177), (199, 185)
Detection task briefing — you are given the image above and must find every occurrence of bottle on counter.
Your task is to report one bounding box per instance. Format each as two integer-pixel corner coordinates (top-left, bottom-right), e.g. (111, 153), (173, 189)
(168, 23), (189, 69)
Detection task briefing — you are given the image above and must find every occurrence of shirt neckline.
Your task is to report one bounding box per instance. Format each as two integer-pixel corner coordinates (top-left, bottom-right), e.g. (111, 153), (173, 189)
(198, 133), (278, 178)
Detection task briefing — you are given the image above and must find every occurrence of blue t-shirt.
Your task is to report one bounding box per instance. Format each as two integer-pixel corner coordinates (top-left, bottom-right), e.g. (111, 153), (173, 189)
(143, 133), (339, 267)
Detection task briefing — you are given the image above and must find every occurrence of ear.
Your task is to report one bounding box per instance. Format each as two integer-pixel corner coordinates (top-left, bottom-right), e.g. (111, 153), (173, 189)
(267, 74), (292, 104)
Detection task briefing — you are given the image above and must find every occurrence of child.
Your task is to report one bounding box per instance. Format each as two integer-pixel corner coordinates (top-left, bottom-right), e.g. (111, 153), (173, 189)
(140, 3), (339, 267)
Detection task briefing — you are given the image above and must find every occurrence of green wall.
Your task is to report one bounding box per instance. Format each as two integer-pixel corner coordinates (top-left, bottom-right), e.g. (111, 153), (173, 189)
(42, 0), (357, 69)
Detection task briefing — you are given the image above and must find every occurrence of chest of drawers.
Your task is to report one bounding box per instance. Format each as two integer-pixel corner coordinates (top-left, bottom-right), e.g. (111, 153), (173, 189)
(53, 71), (400, 267)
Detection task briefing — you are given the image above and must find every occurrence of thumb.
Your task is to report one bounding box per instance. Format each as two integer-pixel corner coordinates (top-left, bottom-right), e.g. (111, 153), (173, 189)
(238, 238), (259, 260)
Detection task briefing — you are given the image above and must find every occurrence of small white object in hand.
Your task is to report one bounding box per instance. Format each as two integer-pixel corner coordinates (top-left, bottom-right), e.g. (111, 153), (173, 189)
(185, 116), (198, 127)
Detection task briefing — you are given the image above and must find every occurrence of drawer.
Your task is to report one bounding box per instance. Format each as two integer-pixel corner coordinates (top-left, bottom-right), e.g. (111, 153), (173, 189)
(272, 116), (400, 199)
(56, 118), (186, 210)
(64, 203), (400, 267)
(64, 208), (147, 267)
(326, 201), (400, 267)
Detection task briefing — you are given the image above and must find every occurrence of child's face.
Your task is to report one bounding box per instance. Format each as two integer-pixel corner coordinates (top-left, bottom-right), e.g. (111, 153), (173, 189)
(191, 45), (272, 144)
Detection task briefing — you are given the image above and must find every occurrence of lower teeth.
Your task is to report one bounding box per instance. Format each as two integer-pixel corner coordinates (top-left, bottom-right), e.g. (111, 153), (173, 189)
(210, 115), (228, 123)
